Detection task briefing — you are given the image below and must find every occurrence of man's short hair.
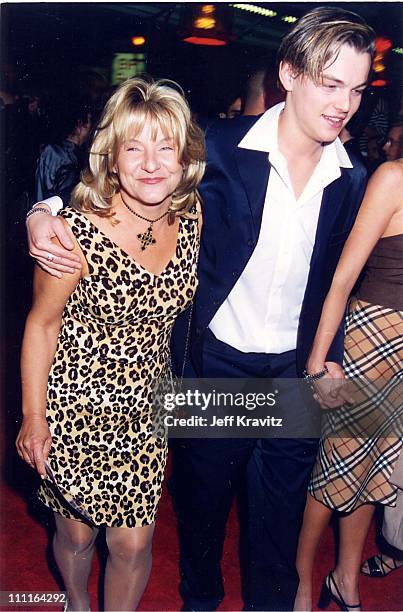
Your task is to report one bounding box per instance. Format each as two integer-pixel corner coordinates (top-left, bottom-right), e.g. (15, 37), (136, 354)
(277, 6), (376, 84)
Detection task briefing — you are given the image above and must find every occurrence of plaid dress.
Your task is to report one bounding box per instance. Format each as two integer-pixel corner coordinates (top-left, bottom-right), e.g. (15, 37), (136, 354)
(309, 296), (403, 512)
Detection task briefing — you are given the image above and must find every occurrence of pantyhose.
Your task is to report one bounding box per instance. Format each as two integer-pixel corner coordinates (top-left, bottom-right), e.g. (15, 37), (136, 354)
(53, 513), (155, 611)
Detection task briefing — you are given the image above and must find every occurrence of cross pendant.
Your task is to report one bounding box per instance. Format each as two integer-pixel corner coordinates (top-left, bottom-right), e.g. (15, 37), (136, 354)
(137, 225), (156, 251)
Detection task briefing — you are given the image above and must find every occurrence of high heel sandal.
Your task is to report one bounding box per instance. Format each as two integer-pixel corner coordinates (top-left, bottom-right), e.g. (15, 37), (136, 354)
(361, 553), (403, 578)
(318, 571), (361, 611)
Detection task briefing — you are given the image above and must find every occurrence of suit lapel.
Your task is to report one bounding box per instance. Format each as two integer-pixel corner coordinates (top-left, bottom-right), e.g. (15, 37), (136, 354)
(234, 146), (352, 260)
(311, 169), (352, 265)
(234, 147), (270, 238)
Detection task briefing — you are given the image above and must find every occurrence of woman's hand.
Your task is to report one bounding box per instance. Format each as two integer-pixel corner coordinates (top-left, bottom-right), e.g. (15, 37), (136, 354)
(307, 361), (353, 409)
(27, 211), (81, 278)
(16, 416), (52, 478)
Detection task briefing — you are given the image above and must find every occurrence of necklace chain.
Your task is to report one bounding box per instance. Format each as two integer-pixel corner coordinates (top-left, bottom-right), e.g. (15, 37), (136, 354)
(120, 193), (170, 224)
(120, 193), (171, 251)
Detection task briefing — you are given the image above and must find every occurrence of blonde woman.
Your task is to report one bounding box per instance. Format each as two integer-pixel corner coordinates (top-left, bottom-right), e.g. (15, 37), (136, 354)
(17, 78), (205, 611)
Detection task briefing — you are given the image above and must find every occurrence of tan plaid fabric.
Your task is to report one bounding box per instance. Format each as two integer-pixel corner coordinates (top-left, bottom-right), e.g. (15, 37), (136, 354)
(309, 299), (403, 512)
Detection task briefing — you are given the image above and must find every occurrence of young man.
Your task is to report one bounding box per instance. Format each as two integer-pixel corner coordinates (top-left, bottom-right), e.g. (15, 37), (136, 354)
(26, 7), (375, 610)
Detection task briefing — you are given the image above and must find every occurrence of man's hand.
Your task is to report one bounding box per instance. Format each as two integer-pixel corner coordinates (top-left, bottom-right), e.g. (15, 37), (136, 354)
(16, 416), (52, 478)
(310, 361), (354, 409)
(27, 209), (81, 278)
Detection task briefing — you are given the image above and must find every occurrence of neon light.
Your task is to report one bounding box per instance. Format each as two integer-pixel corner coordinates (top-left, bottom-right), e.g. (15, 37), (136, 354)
(230, 4), (277, 18)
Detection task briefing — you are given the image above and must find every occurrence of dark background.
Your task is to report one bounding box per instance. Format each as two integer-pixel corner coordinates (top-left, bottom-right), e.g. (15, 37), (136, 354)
(2, 2), (402, 116)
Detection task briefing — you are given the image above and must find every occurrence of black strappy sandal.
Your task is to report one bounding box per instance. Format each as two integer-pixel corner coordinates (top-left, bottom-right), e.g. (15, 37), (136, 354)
(361, 553), (403, 578)
(318, 571), (361, 611)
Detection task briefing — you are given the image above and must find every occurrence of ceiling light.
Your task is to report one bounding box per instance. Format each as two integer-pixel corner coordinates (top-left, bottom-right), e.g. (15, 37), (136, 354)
(131, 36), (146, 46)
(181, 4), (234, 46)
(230, 4), (277, 18)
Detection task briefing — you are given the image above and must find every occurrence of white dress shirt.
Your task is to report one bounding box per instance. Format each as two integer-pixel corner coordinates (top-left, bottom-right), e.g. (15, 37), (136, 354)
(209, 103), (352, 354)
(41, 195), (64, 215)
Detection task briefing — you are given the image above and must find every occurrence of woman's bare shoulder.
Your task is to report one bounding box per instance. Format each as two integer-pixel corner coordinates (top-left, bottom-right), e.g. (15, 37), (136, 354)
(370, 159), (403, 188)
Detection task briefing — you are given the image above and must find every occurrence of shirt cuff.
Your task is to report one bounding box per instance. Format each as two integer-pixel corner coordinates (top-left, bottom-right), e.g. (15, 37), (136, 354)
(34, 196), (63, 216)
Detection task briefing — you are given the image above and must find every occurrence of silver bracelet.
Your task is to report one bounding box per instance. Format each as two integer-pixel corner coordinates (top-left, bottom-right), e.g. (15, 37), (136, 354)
(26, 206), (51, 219)
(302, 365), (329, 382)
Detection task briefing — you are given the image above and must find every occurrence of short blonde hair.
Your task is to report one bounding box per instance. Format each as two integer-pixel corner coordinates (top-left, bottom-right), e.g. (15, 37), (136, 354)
(277, 6), (376, 85)
(71, 77), (206, 217)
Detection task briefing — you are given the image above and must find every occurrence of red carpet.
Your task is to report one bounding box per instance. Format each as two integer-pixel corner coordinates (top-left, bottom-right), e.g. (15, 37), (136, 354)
(1, 467), (402, 612)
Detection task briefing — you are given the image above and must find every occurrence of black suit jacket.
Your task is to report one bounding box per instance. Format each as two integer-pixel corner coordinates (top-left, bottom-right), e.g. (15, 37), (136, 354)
(172, 115), (368, 376)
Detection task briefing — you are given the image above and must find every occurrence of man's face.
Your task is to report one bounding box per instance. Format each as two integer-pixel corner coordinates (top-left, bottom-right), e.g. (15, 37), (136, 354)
(282, 44), (371, 145)
(383, 126), (403, 161)
(227, 97), (242, 119)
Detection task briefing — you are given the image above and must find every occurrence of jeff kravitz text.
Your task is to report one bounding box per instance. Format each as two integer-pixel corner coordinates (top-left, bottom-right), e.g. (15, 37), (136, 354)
(164, 414), (283, 427)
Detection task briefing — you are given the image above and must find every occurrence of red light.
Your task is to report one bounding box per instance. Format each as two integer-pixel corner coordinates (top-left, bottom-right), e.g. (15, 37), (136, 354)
(376, 37), (392, 53)
(183, 36), (227, 46)
(371, 79), (387, 87)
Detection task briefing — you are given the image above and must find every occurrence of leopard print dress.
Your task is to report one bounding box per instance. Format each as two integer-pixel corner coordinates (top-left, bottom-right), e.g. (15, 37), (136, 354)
(38, 206), (199, 528)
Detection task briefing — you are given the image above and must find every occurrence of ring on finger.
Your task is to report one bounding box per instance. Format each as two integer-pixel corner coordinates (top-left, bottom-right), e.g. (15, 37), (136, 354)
(47, 253), (55, 262)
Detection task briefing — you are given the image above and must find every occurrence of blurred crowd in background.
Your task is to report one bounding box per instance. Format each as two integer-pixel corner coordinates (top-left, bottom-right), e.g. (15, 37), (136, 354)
(2, 60), (402, 223)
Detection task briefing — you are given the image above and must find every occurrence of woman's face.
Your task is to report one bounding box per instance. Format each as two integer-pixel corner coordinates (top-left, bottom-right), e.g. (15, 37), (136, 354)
(114, 123), (183, 209)
(382, 126), (403, 161)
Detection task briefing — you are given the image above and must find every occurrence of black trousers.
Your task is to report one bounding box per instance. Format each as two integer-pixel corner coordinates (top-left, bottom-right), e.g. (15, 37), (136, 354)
(170, 332), (319, 611)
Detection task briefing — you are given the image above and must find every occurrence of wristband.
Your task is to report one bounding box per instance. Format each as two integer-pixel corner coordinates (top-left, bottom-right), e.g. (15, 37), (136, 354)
(26, 206), (51, 220)
(302, 365), (329, 382)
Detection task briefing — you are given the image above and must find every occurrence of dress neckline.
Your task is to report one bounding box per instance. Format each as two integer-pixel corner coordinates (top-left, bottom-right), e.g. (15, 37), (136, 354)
(379, 233), (403, 242)
(80, 211), (183, 278)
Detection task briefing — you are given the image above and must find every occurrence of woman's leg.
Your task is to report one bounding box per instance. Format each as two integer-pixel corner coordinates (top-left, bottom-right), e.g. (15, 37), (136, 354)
(294, 495), (333, 611)
(332, 503), (376, 607)
(53, 513), (98, 611)
(104, 523), (155, 611)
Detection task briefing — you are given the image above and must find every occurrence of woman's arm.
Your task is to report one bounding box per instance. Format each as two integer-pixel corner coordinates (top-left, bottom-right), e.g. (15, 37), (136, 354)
(16, 226), (85, 477)
(307, 162), (403, 376)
